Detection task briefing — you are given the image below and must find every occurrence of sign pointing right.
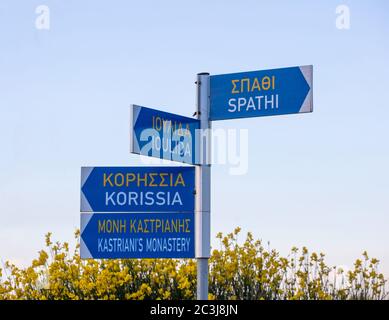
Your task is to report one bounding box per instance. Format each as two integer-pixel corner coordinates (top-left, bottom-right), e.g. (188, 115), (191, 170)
(210, 65), (313, 121)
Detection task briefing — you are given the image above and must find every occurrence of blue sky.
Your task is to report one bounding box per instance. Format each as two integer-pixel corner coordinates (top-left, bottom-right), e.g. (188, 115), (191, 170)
(1, 0), (389, 278)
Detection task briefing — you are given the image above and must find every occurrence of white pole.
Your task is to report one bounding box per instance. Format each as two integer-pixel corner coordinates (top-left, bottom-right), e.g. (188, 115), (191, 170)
(195, 72), (211, 300)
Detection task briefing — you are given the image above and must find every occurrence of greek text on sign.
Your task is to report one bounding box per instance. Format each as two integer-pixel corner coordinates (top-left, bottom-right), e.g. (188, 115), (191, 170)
(81, 166), (195, 212)
(131, 105), (200, 164)
(80, 213), (195, 259)
(210, 65), (313, 121)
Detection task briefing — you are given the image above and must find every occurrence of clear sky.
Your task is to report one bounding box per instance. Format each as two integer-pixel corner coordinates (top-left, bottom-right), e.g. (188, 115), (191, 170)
(1, 0), (389, 278)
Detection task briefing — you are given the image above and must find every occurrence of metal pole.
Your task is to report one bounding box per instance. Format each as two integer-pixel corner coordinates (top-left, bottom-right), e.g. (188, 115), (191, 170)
(195, 72), (211, 300)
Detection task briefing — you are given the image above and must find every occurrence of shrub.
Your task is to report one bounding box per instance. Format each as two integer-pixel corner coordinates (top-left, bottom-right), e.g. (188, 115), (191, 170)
(0, 228), (386, 300)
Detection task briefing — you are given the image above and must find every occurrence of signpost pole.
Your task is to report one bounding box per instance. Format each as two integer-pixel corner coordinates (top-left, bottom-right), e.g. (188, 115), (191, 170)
(195, 72), (211, 300)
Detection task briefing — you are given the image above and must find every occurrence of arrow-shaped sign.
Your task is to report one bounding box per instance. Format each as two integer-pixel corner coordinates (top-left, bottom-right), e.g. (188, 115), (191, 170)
(80, 213), (195, 259)
(80, 166), (195, 213)
(130, 105), (200, 165)
(210, 65), (313, 121)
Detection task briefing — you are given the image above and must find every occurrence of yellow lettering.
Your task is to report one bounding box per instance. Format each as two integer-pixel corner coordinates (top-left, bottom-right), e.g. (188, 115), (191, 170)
(98, 219), (126, 233)
(171, 219), (177, 233)
(137, 220), (143, 233)
(241, 78), (250, 93)
(149, 219), (155, 232)
(231, 79), (239, 94)
(155, 219), (161, 232)
(174, 173), (185, 187)
(130, 220), (136, 233)
(126, 173), (136, 186)
(102, 172), (190, 188)
(137, 173), (147, 187)
(177, 122), (183, 136)
(98, 220), (105, 233)
(119, 220), (126, 233)
(164, 220), (171, 233)
(149, 173), (157, 187)
(163, 120), (171, 133)
(178, 219), (185, 233)
(143, 219), (149, 233)
(251, 77), (261, 92)
(103, 173), (113, 187)
(160, 173), (168, 187)
(155, 117), (162, 131)
(262, 76), (271, 90)
(114, 173), (124, 187)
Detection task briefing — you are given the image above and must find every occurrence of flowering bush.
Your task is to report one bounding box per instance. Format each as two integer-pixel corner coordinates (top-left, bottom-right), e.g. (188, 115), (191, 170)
(0, 228), (386, 300)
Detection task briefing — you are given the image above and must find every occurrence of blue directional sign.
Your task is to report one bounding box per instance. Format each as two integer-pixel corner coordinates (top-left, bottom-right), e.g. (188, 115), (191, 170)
(130, 105), (200, 164)
(81, 213), (195, 259)
(81, 166), (195, 213)
(210, 65), (313, 121)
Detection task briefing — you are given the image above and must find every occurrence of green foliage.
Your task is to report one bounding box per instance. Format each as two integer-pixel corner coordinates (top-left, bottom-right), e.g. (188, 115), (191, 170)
(0, 228), (387, 300)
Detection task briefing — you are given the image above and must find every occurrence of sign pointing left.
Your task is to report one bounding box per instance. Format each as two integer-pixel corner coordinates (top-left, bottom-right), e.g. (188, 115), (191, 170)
(130, 105), (200, 165)
(80, 212), (195, 259)
(81, 166), (195, 213)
